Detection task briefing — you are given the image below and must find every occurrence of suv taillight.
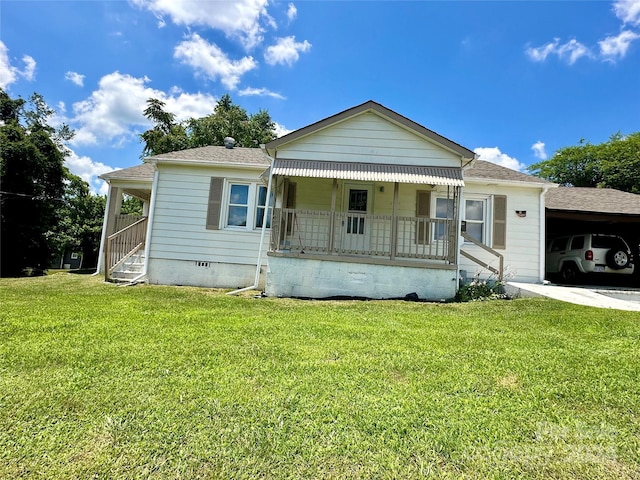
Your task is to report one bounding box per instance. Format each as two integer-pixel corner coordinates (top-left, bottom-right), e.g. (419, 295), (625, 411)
(585, 250), (593, 261)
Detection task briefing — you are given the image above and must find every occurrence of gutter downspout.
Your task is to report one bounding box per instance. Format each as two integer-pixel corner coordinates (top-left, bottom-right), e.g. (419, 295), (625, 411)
(227, 150), (275, 295)
(130, 166), (159, 283)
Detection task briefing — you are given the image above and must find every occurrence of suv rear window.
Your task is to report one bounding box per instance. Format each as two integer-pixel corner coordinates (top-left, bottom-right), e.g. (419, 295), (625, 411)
(592, 236), (624, 249)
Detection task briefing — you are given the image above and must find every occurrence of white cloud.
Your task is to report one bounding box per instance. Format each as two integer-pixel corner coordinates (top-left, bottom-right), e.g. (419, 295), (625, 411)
(274, 122), (292, 138)
(65, 71), (85, 87)
(0, 41), (36, 88)
(238, 87), (285, 99)
(526, 38), (592, 64)
(599, 30), (640, 60)
(287, 3), (297, 21)
(21, 55), (36, 81)
(69, 71), (217, 146)
(614, 0), (640, 25)
(474, 147), (526, 172)
(130, 0), (271, 49)
(174, 33), (257, 90)
(264, 36), (312, 66)
(531, 141), (547, 160)
(65, 149), (113, 195)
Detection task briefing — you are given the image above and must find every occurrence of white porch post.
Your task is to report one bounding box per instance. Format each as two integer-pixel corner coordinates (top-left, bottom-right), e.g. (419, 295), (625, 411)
(390, 182), (399, 260)
(95, 185), (122, 274)
(328, 178), (338, 253)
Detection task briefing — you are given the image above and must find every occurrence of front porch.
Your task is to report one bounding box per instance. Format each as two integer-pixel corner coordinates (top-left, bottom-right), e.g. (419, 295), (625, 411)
(263, 169), (465, 299)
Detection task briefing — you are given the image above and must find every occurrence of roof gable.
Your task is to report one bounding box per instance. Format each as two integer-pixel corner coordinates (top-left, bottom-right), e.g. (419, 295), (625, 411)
(265, 100), (475, 160)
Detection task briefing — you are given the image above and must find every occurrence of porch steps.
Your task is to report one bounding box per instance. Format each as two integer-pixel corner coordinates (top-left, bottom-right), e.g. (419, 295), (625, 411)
(110, 252), (146, 284)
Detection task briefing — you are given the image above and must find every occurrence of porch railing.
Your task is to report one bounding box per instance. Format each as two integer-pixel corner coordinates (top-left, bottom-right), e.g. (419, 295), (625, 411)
(271, 208), (455, 262)
(105, 216), (148, 281)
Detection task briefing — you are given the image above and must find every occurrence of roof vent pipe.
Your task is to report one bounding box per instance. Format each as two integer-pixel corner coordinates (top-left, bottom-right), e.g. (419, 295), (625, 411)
(224, 137), (236, 149)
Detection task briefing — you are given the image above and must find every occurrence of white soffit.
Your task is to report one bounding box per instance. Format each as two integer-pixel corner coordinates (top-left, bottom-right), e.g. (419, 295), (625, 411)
(270, 159), (464, 186)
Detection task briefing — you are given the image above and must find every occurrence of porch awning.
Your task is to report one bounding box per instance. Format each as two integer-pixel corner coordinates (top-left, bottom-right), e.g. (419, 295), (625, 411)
(269, 159), (464, 186)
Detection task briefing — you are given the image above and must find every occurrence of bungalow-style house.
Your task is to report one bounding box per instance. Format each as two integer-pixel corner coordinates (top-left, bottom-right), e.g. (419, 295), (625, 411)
(97, 101), (554, 300)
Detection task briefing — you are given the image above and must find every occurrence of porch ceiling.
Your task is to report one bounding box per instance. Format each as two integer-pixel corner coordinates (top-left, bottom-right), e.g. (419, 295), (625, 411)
(270, 159), (464, 186)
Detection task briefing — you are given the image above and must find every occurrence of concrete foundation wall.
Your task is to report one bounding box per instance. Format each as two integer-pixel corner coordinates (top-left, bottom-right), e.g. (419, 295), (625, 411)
(265, 255), (458, 300)
(147, 258), (264, 289)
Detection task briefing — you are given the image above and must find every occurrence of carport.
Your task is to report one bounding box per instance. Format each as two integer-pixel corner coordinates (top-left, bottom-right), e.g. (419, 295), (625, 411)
(546, 187), (640, 244)
(545, 186), (640, 284)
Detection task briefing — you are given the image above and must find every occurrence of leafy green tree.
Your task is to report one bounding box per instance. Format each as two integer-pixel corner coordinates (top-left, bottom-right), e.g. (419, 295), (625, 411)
(0, 89), (71, 276)
(49, 171), (106, 269)
(140, 94), (277, 157)
(120, 195), (143, 215)
(140, 98), (189, 157)
(529, 132), (640, 193)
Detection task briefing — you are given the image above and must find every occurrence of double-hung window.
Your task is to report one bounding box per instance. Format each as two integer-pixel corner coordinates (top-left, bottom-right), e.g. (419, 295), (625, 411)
(464, 199), (486, 243)
(206, 178), (273, 231)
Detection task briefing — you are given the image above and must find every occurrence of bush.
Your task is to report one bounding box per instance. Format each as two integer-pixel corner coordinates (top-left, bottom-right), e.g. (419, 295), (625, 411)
(456, 277), (508, 302)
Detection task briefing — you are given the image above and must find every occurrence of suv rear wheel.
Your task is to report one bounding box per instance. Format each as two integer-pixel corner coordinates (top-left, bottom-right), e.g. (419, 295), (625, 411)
(560, 262), (580, 284)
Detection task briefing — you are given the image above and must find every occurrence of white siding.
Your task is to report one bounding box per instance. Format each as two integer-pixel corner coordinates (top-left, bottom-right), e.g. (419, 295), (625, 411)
(275, 112), (463, 167)
(460, 183), (544, 283)
(148, 164), (268, 270)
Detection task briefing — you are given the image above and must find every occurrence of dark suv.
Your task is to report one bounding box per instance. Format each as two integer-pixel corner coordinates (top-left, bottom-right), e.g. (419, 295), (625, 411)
(546, 233), (635, 284)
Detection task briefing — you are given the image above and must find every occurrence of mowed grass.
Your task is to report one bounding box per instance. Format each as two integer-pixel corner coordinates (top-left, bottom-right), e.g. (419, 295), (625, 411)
(1, 274), (639, 479)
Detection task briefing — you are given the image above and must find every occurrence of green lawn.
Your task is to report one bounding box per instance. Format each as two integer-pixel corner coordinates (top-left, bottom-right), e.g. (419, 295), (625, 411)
(1, 274), (639, 479)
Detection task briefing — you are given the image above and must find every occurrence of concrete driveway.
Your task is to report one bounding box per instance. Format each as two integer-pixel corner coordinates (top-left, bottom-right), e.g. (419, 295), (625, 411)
(507, 282), (640, 312)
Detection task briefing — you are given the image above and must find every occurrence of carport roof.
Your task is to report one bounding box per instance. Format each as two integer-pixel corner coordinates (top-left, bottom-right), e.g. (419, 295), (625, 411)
(546, 187), (640, 216)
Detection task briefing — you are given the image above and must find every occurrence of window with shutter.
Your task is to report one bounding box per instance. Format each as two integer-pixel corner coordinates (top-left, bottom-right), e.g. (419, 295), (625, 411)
(206, 177), (223, 230)
(416, 191), (431, 244)
(492, 195), (507, 249)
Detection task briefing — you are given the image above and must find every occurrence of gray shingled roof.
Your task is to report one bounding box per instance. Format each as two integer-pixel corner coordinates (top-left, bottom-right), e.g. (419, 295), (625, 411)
(546, 187), (640, 215)
(99, 162), (154, 181)
(148, 145), (269, 166)
(465, 160), (552, 185)
(100, 153), (554, 187)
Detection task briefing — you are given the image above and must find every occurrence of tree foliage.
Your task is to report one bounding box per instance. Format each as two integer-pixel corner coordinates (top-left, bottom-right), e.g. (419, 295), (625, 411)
(49, 171), (106, 269)
(0, 89), (69, 276)
(528, 132), (640, 193)
(140, 94), (277, 157)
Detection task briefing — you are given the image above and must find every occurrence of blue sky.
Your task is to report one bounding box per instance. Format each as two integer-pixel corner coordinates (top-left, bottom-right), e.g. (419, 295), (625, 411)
(2, 0), (640, 195)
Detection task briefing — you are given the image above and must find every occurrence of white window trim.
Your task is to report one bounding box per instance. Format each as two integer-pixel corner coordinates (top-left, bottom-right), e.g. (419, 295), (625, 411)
(223, 180), (272, 232)
(462, 195), (492, 246)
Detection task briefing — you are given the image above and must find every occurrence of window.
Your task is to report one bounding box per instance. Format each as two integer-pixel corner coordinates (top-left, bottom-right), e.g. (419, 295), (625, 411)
(255, 185), (273, 229)
(464, 199), (485, 243)
(434, 197), (454, 241)
(227, 184), (249, 227)
(206, 178), (273, 231)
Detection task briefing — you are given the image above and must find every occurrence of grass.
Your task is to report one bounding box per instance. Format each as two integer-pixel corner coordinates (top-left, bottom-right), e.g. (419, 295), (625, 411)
(1, 274), (639, 479)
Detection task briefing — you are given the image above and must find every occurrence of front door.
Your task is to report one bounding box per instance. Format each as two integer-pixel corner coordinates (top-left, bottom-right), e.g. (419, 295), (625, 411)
(342, 184), (373, 252)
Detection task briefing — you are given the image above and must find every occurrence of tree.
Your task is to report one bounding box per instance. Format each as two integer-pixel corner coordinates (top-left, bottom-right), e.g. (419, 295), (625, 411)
(140, 94), (277, 157)
(528, 132), (640, 193)
(49, 171), (106, 269)
(0, 89), (71, 276)
(140, 98), (188, 157)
